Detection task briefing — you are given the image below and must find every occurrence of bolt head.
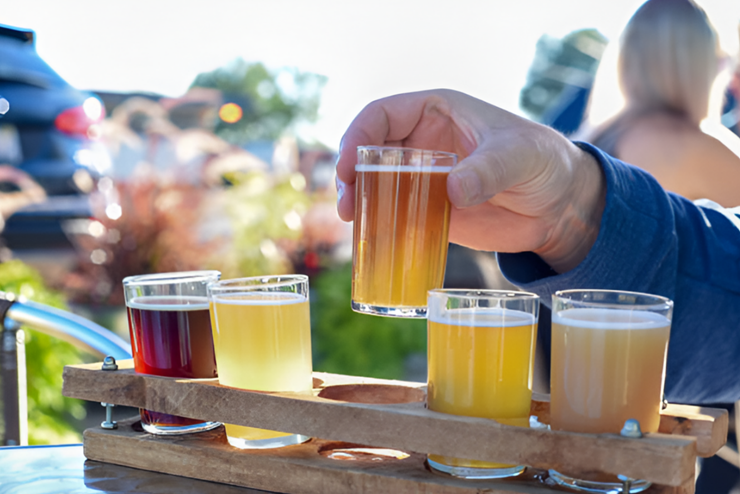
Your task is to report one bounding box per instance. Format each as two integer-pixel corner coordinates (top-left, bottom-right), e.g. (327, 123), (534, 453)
(620, 419), (643, 438)
(102, 355), (118, 371)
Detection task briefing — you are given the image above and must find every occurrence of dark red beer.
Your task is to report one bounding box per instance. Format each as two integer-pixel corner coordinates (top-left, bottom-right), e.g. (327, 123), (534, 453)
(127, 295), (217, 431)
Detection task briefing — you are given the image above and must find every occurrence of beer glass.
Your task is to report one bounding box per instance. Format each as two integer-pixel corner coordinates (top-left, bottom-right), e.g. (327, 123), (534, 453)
(352, 146), (457, 318)
(123, 271), (221, 435)
(426, 289), (539, 479)
(549, 289), (673, 493)
(208, 275), (313, 449)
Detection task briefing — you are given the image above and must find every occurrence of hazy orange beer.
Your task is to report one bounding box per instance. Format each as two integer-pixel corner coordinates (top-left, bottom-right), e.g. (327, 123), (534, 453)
(548, 289), (673, 493)
(352, 146), (457, 318)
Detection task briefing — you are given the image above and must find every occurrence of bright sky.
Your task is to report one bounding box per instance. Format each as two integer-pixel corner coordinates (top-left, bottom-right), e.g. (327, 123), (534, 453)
(4, 0), (740, 148)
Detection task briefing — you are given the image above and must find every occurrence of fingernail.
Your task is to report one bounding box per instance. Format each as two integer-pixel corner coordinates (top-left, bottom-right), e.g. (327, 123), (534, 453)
(450, 168), (482, 206)
(336, 175), (346, 203)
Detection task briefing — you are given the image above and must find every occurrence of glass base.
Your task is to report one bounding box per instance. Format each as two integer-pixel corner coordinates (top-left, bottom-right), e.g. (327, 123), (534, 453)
(227, 433), (310, 450)
(548, 470), (651, 493)
(427, 458), (525, 479)
(351, 301), (426, 318)
(141, 420), (221, 436)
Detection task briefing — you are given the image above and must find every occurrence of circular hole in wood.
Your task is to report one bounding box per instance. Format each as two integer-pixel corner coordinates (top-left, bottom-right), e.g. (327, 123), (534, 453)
(317, 384), (424, 404)
(318, 441), (410, 462)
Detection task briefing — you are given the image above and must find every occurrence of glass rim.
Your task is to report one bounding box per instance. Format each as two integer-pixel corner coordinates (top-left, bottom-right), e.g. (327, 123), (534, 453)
(208, 274), (308, 293)
(357, 145), (458, 160)
(553, 289), (673, 309)
(122, 270), (221, 287)
(428, 289), (539, 301)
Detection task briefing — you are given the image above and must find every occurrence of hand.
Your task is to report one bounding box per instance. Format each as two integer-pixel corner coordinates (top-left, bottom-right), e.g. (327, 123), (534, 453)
(335, 89), (606, 273)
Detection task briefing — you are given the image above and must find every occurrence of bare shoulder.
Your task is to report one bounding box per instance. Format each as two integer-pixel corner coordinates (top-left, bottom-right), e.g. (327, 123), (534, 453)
(616, 114), (740, 205)
(616, 113), (701, 170)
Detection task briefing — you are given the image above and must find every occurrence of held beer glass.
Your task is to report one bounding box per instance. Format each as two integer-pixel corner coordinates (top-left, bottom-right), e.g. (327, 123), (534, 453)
(549, 289), (673, 493)
(426, 289), (539, 479)
(208, 275), (313, 449)
(123, 271), (221, 435)
(352, 146), (457, 318)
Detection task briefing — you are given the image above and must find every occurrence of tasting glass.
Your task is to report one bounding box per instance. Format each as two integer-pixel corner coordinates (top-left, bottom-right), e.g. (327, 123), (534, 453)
(352, 146), (457, 318)
(549, 289), (673, 493)
(426, 289), (539, 479)
(123, 270), (221, 435)
(208, 275), (313, 449)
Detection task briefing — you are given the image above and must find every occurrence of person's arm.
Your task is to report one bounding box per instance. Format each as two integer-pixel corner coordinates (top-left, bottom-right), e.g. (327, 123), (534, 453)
(499, 143), (740, 404)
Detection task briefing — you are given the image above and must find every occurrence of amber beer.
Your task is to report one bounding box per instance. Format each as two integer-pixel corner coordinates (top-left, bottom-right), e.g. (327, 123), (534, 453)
(550, 308), (671, 434)
(426, 289), (539, 480)
(352, 147), (457, 318)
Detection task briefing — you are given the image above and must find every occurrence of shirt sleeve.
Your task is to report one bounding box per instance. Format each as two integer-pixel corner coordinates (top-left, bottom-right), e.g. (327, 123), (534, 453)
(498, 141), (740, 405)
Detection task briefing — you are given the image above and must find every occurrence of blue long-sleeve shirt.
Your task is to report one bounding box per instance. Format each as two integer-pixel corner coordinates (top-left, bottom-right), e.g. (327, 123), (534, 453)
(498, 142), (740, 405)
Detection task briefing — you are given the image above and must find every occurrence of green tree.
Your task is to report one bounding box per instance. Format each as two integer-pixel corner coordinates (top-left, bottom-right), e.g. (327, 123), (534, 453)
(520, 29), (608, 122)
(310, 263), (426, 380)
(190, 59), (327, 144)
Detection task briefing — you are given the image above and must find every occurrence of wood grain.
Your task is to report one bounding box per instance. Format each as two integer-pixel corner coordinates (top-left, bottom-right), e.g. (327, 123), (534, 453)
(83, 418), (688, 494)
(62, 360), (711, 488)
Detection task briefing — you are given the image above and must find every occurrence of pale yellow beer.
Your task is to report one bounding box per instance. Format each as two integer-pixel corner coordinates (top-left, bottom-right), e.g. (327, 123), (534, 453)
(550, 308), (670, 434)
(352, 163), (452, 317)
(209, 280), (313, 449)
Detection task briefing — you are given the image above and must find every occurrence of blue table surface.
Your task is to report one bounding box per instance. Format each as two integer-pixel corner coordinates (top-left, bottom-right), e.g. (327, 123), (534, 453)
(0, 444), (266, 494)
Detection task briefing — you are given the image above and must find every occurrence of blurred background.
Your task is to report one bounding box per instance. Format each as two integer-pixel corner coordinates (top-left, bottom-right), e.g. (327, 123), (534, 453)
(1, 1), (739, 489)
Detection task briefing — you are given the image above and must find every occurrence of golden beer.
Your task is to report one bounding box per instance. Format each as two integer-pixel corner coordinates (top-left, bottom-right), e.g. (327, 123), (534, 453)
(352, 164), (452, 317)
(209, 280), (313, 449)
(426, 289), (539, 479)
(550, 308), (671, 434)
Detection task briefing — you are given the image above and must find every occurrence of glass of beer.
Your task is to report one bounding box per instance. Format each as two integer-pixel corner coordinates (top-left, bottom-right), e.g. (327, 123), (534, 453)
(352, 146), (457, 318)
(426, 289), (539, 479)
(208, 275), (313, 449)
(123, 271), (221, 435)
(548, 289), (673, 493)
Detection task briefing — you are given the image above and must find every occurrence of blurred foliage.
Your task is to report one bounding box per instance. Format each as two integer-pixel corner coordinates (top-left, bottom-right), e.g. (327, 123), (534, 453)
(191, 59), (327, 145)
(217, 169), (313, 278)
(63, 179), (219, 306)
(310, 263), (426, 379)
(0, 260), (87, 444)
(520, 29), (607, 121)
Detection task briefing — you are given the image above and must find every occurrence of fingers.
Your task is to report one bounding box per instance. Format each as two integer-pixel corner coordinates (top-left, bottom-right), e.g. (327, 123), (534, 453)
(448, 127), (542, 208)
(335, 91), (459, 220)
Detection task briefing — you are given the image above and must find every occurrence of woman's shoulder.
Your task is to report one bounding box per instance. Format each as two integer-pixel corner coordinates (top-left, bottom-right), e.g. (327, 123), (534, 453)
(616, 113), (740, 205)
(615, 113), (700, 165)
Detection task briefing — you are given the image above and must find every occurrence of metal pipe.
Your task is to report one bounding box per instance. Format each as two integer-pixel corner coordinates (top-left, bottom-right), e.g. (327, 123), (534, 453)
(6, 300), (131, 360)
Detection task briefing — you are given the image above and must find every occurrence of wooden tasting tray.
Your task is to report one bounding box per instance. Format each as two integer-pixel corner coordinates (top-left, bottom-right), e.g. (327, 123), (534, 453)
(62, 360), (728, 494)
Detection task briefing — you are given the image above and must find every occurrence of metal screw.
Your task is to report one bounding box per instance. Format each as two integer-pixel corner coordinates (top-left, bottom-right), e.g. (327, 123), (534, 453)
(621, 478), (632, 493)
(618, 419), (642, 493)
(101, 355), (118, 371)
(620, 418), (643, 439)
(101, 402), (117, 429)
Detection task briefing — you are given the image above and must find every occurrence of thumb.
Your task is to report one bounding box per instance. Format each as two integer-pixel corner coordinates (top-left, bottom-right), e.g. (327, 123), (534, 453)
(447, 140), (529, 208)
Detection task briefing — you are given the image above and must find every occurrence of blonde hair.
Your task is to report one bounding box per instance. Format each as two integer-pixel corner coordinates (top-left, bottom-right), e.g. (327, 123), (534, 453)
(582, 0), (722, 152)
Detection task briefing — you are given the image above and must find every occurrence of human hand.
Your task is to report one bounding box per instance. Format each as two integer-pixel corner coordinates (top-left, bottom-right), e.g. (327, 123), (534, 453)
(335, 89), (605, 273)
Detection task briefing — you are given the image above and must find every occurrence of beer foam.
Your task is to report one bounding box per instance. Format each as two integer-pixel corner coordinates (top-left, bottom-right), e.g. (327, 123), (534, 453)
(213, 291), (306, 305)
(552, 308), (670, 330)
(128, 296), (209, 311)
(428, 308), (536, 328)
(355, 164), (453, 173)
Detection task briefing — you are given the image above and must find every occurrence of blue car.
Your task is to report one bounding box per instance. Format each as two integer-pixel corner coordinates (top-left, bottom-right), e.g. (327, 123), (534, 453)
(0, 24), (110, 251)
